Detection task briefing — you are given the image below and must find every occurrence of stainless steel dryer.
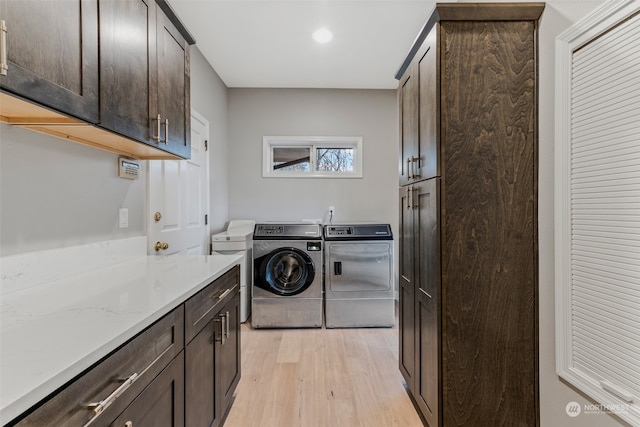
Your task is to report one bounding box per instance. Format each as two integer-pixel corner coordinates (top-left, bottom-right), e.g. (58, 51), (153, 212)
(323, 224), (394, 328)
(252, 223), (323, 328)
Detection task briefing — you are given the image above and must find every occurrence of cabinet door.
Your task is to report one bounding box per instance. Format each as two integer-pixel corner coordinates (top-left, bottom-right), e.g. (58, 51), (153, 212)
(112, 352), (185, 427)
(185, 320), (219, 427)
(0, 0), (98, 122)
(217, 294), (241, 419)
(398, 186), (416, 388)
(99, 0), (154, 143)
(413, 178), (440, 426)
(417, 27), (439, 180)
(398, 63), (418, 186)
(155, 10), (191, 159)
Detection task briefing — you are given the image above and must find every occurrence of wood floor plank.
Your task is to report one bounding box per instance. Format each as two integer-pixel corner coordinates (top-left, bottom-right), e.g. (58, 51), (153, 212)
(223, 318), (424, 427)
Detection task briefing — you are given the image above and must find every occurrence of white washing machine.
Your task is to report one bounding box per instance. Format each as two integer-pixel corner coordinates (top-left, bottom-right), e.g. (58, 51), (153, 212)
(211, 220), (255, 323)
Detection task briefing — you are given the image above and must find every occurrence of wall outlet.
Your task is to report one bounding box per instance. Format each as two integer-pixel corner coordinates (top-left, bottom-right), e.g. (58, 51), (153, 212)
(119, 208), (129, 228)
(329, 206), (335, 215)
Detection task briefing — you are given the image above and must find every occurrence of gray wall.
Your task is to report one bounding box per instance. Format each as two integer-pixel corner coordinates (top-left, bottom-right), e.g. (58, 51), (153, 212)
(227, 88), (398, 227)
(0, 124), (145, 256)
(189, 47), (230, 234)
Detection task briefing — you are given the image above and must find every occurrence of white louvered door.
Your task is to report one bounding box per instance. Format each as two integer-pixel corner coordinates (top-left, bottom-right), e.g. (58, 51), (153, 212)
(556, 0), (640, 425)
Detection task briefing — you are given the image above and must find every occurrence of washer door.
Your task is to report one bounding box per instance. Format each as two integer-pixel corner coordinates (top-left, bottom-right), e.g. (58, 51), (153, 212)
(257, 247), (316, 296)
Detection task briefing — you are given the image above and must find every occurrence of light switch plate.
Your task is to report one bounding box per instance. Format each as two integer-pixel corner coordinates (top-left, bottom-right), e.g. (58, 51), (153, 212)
(119, 208), (129, 228)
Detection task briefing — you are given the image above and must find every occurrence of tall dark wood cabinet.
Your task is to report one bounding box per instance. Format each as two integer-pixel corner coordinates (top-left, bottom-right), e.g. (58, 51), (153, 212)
(396, 4), (544, 426)
(0, 0), (99, 123)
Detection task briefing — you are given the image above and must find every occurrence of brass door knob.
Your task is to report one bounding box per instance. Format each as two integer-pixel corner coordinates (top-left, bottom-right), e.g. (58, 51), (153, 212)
(154, 241), (169, 251)
(153, 212), (162, 222)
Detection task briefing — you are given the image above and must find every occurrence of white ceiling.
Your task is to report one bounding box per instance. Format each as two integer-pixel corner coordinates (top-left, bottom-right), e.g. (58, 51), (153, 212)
(167, 0), (440, 89)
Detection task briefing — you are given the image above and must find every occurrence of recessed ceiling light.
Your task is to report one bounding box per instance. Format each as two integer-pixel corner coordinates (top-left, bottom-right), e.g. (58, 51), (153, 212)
(312, 28), (333, 44)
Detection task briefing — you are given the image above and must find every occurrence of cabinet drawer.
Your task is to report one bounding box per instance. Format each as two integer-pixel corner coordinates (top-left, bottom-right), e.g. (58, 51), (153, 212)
(12, 306), (184, 427)
(185, 265), (240, 344)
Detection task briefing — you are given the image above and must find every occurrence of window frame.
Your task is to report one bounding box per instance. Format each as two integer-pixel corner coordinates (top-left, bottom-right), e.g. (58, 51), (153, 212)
(262, 136), (363, 178)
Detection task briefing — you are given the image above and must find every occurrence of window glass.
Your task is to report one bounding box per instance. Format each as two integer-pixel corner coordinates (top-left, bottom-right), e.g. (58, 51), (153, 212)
(315, 148), (354, 172)
(272, 147), (310, 172)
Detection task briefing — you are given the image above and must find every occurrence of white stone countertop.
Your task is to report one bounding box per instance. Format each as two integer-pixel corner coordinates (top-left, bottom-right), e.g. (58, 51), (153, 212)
(0, 253), (242, 424)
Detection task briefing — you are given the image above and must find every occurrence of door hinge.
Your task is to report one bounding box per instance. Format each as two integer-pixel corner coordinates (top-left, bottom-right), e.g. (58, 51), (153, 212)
(205, 214), (208, 225)
(205, 140), (208, 151)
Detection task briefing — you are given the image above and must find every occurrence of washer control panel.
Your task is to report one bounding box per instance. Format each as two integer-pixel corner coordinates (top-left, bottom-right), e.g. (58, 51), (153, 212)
(254, 223), (322, 239)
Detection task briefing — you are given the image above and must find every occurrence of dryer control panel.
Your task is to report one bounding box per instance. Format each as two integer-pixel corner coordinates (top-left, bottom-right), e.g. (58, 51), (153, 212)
(324, 224), (393, 241)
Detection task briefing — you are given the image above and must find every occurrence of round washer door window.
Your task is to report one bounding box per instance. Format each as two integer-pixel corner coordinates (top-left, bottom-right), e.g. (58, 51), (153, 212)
(260, 247), (316, 296)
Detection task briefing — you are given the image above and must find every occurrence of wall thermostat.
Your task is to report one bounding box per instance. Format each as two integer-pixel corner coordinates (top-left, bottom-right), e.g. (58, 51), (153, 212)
(118, 157), (141, 180)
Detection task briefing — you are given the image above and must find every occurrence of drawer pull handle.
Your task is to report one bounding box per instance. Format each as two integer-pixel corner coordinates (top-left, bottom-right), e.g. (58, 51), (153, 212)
(87, 373), (138, 419)
(216, 288), (232, 300)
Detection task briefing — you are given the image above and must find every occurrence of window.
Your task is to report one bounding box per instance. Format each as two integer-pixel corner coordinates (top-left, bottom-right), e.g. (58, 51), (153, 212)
(263, 136), (363, 178)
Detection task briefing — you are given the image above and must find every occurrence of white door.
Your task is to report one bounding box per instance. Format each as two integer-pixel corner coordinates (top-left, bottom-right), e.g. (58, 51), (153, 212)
(148, 109), (210, 255)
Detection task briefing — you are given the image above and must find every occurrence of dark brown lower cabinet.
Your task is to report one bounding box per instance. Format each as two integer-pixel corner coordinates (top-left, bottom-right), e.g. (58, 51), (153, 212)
(399, 179), (440, 427)
(112, 351), (185, 427)
(217, 295), (241, 421)
(185, 278), (241, 427)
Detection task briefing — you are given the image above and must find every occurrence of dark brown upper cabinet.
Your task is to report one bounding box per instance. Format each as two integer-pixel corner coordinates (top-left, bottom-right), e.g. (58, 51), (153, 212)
(99, 0), (192, 159)
(0, 0), (194, 160)
(0, 0), (99, 123)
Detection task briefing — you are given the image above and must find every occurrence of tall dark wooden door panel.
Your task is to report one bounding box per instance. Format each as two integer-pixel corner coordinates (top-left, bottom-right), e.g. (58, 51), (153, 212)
(417, 27), (439, 181)
(440, 19), (537, 427)
(414, 179), (440, 427)
(398, 186), (416, 388)
(0, 0), (98, 122)
(398, 66), (418, 186)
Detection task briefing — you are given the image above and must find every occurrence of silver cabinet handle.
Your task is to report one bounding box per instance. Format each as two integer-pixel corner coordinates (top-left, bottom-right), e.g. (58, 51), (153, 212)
(1, 20), (7, 76)
(406, 157), (412, 180)
(162, 118), (169, 145)
(153, 114), (162, 142)
(216, 288), (232, 301)
(226, 311), (230, 339)
(220, 313), (227, 345)
(86, 373), (138, 425)
(412, 156), (417, 179)
(153, 115), (168, 144)
(406, 186), (412, 210)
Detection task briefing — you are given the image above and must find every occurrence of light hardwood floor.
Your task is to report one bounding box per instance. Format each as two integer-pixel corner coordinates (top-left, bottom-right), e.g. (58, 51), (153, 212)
(223, 316), (424, 427)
